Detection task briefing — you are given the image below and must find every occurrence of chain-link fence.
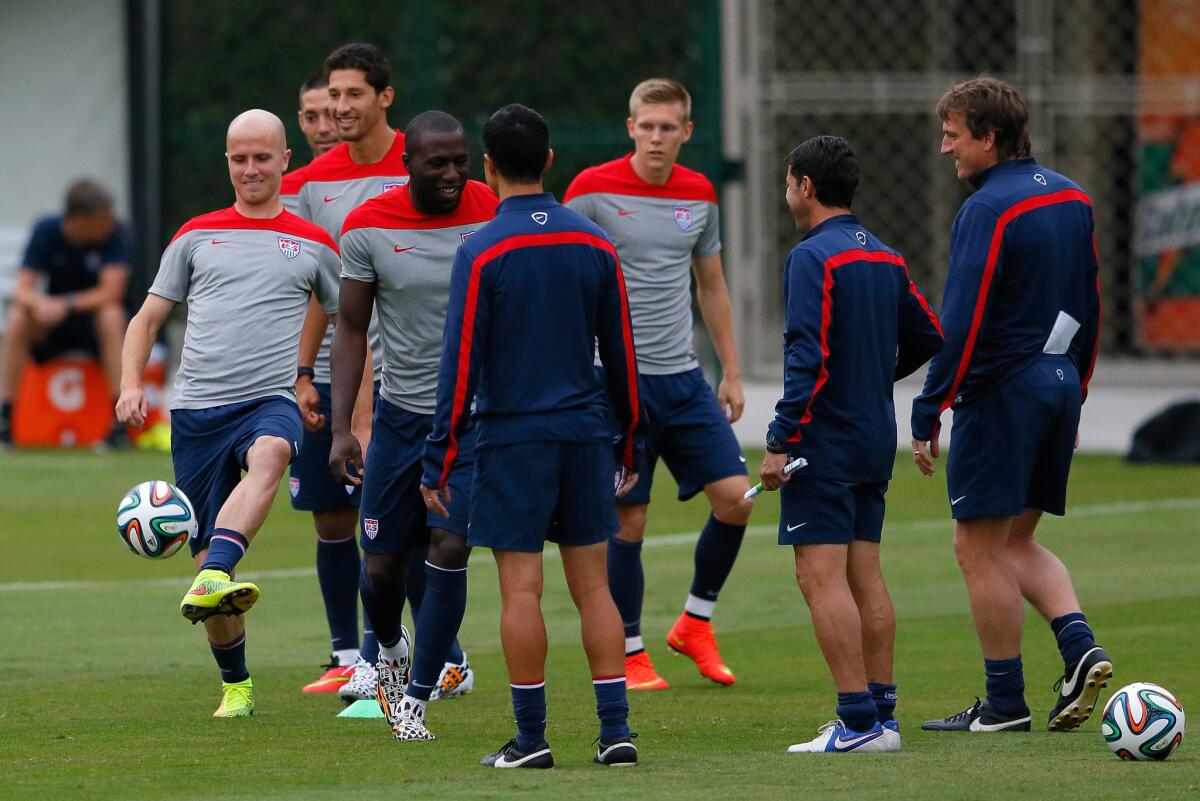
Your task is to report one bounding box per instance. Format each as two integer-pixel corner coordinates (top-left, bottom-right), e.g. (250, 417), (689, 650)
(725, 0), (1199, 380)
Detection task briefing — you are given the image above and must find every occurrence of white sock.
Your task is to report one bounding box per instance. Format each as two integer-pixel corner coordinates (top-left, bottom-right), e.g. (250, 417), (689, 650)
(625, 635), (645, 655)
(379, 638), (409, 665)
(333, 648), (358, 667)
(685, 594), (717, 620)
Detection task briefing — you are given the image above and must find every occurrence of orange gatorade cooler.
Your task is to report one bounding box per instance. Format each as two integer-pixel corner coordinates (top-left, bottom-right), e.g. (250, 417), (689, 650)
(12, 356), (113, 447)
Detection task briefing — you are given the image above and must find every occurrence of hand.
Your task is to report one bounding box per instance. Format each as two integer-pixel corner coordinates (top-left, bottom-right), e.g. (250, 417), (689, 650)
(328, 429), (364, 486)
(421, 483), (451, 518)
(759, 451), (790, 491)
(115, 387), (148, 429)
(296, 377), (324, 431)
(351, 409), (372, 463)
(717, 374), (745, 423)
(912, 431), (939, 477)
(614, 468), (639, 498)
(33, 295), (69, 327)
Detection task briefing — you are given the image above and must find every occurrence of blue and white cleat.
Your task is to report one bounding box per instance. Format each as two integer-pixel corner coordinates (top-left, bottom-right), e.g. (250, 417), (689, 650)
(880, 719), (901, 751)
(787, 719), (891, 753)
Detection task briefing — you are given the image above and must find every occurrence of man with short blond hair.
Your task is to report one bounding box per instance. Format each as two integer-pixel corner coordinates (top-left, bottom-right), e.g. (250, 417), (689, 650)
(565, 78), (752, 691)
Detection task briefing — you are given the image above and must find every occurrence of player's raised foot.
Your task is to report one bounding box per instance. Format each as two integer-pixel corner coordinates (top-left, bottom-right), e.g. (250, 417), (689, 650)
(302, 660), (355, 694)
(374, 627), (412, 727)
(430, 657), (474, 701)
(666, 613), (735, 686)
(880, 720), (902, 751)
(787, 720), (890, 753)
(594, 735), (638, 766)
(481, 738), (555, 769)
(180, 569), (260, 623)
(921, 697), (1031, 732)
(625, 651), (669, 691)
(338, 656), (377, 704)
(1048, 646), (1113, 732)
(393, 697), (435, 742)
(213, 677), (254, 718)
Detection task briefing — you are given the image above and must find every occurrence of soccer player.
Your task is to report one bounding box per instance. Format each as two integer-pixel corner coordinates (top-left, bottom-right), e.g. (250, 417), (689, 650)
(760, 136), (943, 754)
(912, 78), (1111, 733)
(564, 78), (751, 690)
(330, 110), (497, 740)
(115, 110), (341, 717)
(2, 179), (129, 448)
(421, 104), (643, 768)
(280, 74), (338, 217)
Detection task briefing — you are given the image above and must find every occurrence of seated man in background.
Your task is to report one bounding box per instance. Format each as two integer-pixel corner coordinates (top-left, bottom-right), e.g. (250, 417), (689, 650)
(1, 179), (129, 446)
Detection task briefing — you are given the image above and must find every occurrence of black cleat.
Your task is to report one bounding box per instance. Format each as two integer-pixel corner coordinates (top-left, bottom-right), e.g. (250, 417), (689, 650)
(481, 738), (554, 769)
(1048, 646), (1113, 732)
(594, 735), (638, 766)
(922, 697), (1031, 732)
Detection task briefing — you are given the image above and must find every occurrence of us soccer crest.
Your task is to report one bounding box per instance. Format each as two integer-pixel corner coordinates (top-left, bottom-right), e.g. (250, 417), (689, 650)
(363, 518), (380, 539)
(461, 231), (475, 242)
(278, 237), (301, 260)
(674, 205), (693, 231)
(289, 477), (300, 498)
(383, 181), (405, 193)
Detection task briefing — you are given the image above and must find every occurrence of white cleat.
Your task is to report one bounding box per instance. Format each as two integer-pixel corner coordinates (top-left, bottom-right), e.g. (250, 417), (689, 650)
(430, 657), (475, 701)
(338, 656), (378, 704)
(374, 627), (412, 728)
(880, 720), (902, 751)
(393, 696), (436, 742)
(788, 719), (892, 753)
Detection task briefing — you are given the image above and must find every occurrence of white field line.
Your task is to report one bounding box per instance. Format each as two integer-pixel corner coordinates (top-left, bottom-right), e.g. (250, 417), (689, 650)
(3, 496), (1198, 594)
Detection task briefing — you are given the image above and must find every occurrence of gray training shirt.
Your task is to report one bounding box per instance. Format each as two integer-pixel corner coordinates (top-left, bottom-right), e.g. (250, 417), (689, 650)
(294, 135), (412, 384)
(149, 207), (341, 410)
(339, 180), (498, 413)
(564, 154), (721, 375)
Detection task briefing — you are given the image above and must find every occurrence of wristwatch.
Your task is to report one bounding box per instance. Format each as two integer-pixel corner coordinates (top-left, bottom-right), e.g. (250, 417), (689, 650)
(296, 366), (316, 381)
(765, 429), (788, 454)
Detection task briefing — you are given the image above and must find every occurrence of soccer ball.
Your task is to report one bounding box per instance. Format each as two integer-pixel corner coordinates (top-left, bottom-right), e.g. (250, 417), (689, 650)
(116, 480), (197, 558)
(1101, 682), (1185, 761)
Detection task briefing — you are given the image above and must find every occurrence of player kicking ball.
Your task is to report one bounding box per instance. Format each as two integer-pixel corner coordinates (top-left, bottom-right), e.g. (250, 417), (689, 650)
(421, 104), (644, 768)
(330, 110), (497, 741)
(759, 137), (942, 753)
(565, 79), (751, 690)
(116, 110), (341, 717)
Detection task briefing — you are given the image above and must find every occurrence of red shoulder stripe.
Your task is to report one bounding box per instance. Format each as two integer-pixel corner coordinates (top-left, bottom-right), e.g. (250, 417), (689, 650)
(170, 207), (339, 255)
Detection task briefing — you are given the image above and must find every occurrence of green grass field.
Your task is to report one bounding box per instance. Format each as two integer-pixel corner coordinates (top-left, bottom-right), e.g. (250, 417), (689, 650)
(1, 449), (1197, 800)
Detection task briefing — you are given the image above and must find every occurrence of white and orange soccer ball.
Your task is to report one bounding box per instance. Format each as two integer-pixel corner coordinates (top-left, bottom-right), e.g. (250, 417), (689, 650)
(116, 480), (197, 559)
(1101, 682), (1185, 761)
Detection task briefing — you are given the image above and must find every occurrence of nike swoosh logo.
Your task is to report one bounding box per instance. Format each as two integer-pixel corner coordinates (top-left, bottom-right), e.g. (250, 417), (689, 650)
(951, 495), (967, 505)
(969, 715), (1029, 732)
(738, 455), (747, 463)
(835, 731), (882, 749)
(617, 209), (636, 217)
(786, 523), (806, 532)
(1059, 646), (1102, 696)
(323, 195), (342, 203)
(393, 246), (415, 253)
(211, 239), (230, 245)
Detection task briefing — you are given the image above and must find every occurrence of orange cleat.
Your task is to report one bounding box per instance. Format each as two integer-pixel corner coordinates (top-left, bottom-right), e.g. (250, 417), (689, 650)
(625, 650), (670, 691)
(666, 613), (736, 686)
(302, 663), (355, 694)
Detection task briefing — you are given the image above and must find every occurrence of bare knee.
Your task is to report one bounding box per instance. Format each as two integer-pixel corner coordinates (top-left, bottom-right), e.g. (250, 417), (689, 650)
(364, 552), (405, 588)
(246, 436), (292, 477)
(615, 504), (647, 542)
(313, 508), (357, 542)
(427, 528), (470, 570)
(94, 302), (126, 335)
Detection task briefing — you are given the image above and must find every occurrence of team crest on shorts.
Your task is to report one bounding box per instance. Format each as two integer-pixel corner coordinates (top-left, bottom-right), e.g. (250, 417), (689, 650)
(364, 518), (380, 539)
(674, 205), (693, 230)
(383, 181), (405, 193)
(289, 477), (300, 498)
(278, 237), (301, 260)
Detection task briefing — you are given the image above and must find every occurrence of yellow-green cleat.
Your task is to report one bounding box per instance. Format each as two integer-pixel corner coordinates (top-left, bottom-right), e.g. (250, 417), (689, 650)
(180, 569), (260, 623)
(213, 677), (254, 718)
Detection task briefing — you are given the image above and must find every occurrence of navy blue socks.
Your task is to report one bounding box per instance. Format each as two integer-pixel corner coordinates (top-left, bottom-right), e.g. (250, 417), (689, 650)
(315, 536), (360, 654)
(210, 632), (249, 684)
(869, 681), (897, 724)
(607, 537), (644, 654)
(594, 676), (631, 743)
(984, 656), (1028, 717)
(511, 681), (548, 752)
(200, 529), (248, 574)
(689, 514), (746, 606)
(836, 690), (878, 733)
(409, 562), (469, 701)
(1050, 612), (1096, 669)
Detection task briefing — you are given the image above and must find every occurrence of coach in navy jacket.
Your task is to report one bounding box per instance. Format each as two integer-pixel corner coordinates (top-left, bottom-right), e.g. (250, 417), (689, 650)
(760, 136), (941, 753)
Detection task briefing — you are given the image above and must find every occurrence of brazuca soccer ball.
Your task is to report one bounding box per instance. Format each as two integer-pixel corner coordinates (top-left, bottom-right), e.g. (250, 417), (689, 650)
(116, 480), (197, 558)
(1101, 682), (1185, 761)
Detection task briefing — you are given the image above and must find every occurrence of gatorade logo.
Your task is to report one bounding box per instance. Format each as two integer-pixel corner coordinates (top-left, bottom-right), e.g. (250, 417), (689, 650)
(48, 366), (86, 412)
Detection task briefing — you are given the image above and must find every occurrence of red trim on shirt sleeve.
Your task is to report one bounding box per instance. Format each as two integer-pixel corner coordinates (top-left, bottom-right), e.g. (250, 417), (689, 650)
(902, 262), (944, 337)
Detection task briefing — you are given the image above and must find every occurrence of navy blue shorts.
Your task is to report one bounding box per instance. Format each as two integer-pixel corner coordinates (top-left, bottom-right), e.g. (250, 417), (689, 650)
(778, 478), (888, 545)
(469, 440), (619, 553)
(359, 398), (475, 554)
(619, 368), (746, 505)
(288, 383), (377, 512)
(947, 355), (1081, 520)
(171, 396), (303, 557)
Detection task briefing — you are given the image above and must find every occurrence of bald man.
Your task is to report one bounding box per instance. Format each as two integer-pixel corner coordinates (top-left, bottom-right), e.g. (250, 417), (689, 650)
(117, 109), (344, 718)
